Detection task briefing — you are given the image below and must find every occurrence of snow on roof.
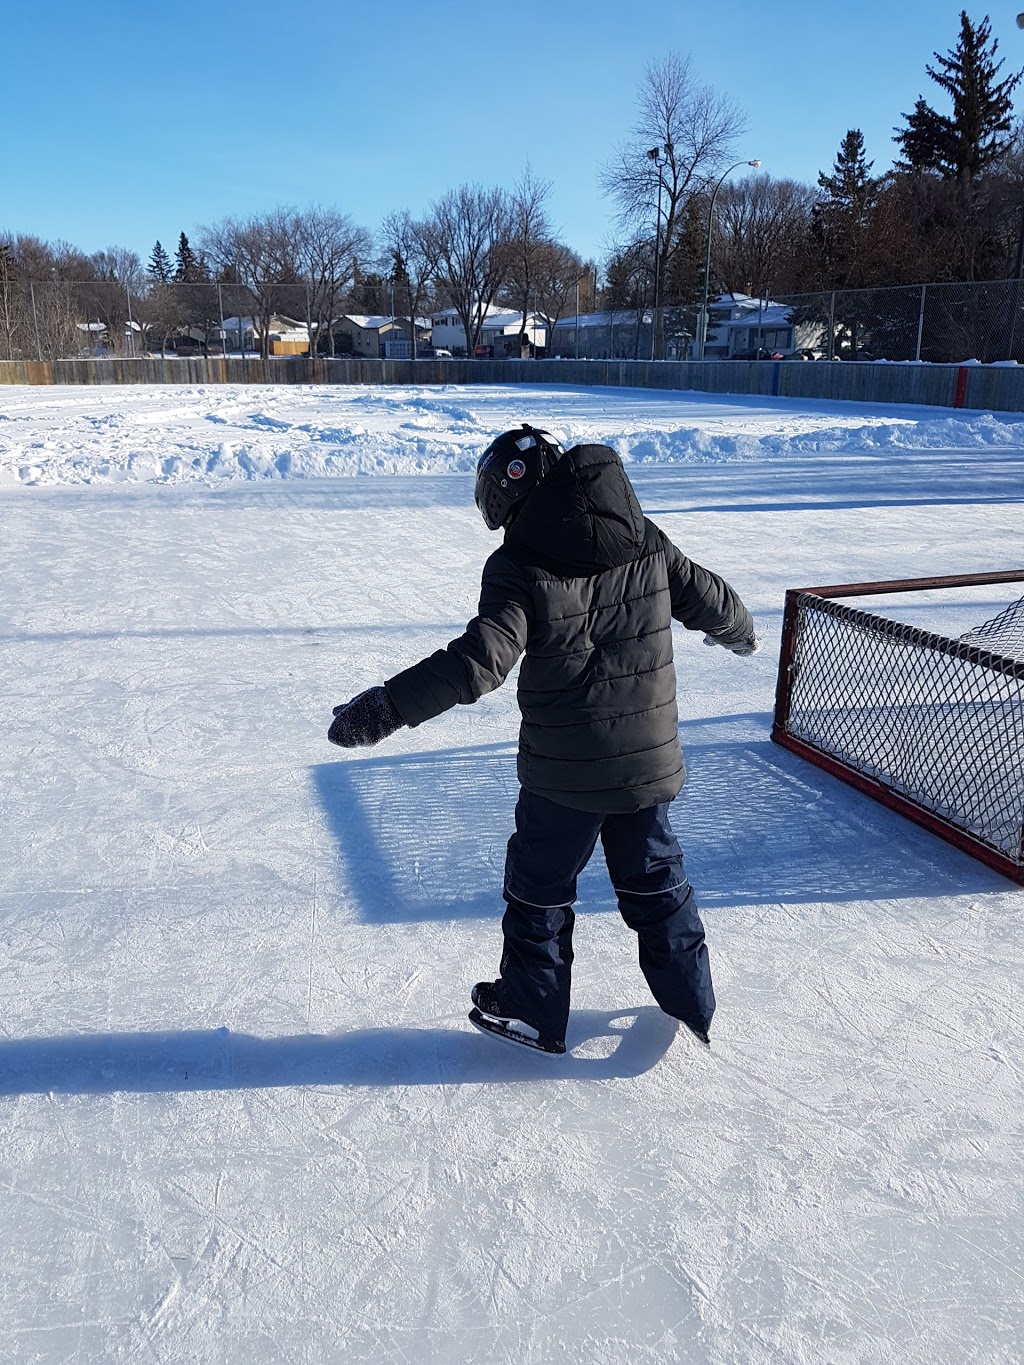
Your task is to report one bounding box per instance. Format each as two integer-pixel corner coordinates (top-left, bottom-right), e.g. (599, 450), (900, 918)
(343, 315), (394, 330)
(481, 312), (546, 331)
(432, 304), (508, 321)
(720, 303), (793, 329)
(220, 315), (308, 331)
(342, 316), (431, 331)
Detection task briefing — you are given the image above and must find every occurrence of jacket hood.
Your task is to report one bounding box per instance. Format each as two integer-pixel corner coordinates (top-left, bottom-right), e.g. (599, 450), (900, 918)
(503, 443), (645, 576)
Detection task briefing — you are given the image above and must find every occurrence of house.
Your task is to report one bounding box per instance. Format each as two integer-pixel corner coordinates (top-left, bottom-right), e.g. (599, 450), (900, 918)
(694, 293), (823, 360)
(549, 309), (654, 359)
(214, 316), (312, 355)
(429, 305), (545, 357)
(75, 318), (146, 356)
(480, 311), (547, 358)
(332, 315), (432, 359)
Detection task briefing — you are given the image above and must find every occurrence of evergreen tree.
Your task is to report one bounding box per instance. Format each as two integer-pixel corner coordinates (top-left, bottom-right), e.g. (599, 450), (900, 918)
(148, 240), (173, 284)
(813, 130), (880, 289)
(894, 11), (1023, 181)
(174, 231), (201, 282)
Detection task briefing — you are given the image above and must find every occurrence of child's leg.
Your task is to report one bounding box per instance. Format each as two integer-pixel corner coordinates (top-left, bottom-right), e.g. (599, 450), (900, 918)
(499, 789), (603, 1042)
(600, 804), (715, 1035)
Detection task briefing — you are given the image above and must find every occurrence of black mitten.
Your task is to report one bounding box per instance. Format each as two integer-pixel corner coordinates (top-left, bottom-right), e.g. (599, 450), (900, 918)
(328, 687), (404, 748)
(703, 630), (763, 657)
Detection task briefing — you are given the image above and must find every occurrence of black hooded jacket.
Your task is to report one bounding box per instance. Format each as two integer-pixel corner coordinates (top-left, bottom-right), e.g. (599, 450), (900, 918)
(385, 443), (753, 813)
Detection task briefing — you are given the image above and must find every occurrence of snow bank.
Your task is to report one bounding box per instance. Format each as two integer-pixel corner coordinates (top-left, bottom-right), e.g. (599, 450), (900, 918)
(3, 383), (1024, 486)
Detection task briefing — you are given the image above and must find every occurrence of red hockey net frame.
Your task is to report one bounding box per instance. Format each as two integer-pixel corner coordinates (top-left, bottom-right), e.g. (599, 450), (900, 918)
(772, 571), (1024, 885)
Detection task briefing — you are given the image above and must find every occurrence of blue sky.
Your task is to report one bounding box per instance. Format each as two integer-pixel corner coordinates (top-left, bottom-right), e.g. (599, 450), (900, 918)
(6, 2), (1024, 267)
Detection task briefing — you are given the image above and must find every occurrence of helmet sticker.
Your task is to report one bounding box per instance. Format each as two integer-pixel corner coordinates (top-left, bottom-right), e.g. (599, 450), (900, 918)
(506, 459), (526, 480)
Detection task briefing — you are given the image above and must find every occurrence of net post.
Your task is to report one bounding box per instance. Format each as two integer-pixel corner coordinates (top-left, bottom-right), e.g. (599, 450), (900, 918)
(771, 588), (803, 744)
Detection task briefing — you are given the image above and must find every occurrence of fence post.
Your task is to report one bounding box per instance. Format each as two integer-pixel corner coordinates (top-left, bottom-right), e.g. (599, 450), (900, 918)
(915, 283), (926, 362)
(827, 290), (835, 361)
(217, 283), (225, 358)
(29, 281), (42, 362)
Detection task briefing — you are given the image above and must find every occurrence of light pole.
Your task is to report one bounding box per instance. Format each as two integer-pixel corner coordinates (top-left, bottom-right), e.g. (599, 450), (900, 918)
(647, 142), (672, 360)
(696, 159), (762, 361)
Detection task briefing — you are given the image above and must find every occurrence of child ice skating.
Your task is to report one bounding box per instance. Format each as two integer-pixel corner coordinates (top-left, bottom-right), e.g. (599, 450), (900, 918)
(328, 425), (758, 1054)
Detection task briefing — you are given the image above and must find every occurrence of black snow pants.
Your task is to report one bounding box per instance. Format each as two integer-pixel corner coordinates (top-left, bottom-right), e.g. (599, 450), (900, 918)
(498, 788), (715, 1043)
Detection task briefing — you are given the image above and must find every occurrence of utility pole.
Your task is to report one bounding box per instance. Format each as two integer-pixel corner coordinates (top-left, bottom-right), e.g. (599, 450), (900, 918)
(697, 159), (762, 361)
(646, 144), (670, 361)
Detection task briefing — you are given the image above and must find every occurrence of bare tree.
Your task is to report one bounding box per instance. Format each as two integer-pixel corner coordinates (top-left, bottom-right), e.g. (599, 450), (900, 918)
(9, 237), (89, 359)
(200, 210), (303, 358)
(601, 53), (746, 304)
(532, 242), (587, 353)
(504, 167), (553, 348)
(714, 175), (816, 297)
(0, 239), (18, 360)
(295, 206), (371, 356)
(379, 211), (438, 358)
(424, 184), (512, 356)
(602, 239), (654, 358)
(81, 246), (145, 355)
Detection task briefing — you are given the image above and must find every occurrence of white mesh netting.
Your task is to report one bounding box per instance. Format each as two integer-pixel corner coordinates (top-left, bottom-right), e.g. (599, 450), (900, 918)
(959, 594), (1024, 662)
(782, 594), (1024, 866)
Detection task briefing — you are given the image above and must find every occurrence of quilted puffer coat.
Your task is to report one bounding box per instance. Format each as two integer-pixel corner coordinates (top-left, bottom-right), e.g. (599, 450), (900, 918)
(385, 443), (753, 813)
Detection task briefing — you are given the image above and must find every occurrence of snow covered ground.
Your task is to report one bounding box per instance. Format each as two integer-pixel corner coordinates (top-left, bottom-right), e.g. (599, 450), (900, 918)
(4, 381), (1024, 485)
(1, 383), (1022, 1363)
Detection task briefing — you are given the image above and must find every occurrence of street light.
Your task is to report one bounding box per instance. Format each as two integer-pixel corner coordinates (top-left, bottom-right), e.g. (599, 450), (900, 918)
(647, 142), (672, 360)
(696, 159), (762, 361)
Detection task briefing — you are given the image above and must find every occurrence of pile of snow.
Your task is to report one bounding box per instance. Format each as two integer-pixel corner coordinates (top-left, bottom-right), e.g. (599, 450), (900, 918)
(3, 383), (1024, 486)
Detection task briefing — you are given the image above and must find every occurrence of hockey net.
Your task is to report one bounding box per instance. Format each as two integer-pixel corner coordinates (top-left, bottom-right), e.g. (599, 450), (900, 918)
(772, 572), (1024, 883)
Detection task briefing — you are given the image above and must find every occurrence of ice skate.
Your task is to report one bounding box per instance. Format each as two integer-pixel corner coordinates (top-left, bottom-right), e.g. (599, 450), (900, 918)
(468, 982), (566, 1056)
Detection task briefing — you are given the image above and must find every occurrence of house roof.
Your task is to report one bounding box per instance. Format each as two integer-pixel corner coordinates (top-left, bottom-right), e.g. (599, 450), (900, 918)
(720, 303), (792, 329)
(432, 304), (508, 321)
(554, 309), (653, 329)
(343, 315), (394, 331)
(481, 311), (546, 331)
(342, 315), (433, 331)
(220, 315), (307, 331)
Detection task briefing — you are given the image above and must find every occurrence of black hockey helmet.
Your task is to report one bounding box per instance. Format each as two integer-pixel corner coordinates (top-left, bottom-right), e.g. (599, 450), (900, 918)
(474, 424), (566, 531)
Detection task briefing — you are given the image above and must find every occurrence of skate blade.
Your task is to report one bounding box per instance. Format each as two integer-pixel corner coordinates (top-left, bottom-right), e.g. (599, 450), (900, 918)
(468, 1008), (565, 1056)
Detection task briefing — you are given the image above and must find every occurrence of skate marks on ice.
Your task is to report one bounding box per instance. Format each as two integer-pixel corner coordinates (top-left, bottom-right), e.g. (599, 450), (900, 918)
(312, 718), (1001, 927)
(0, 1009), (676, 1096)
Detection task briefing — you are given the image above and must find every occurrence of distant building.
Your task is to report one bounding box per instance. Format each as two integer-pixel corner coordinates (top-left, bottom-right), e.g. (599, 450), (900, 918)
(696, 294), (823, 360)
(333, 315), (431, 359)
(429, 306), (545, 357)
(214, 316), (311, 355)
(550, 309), (653, 359)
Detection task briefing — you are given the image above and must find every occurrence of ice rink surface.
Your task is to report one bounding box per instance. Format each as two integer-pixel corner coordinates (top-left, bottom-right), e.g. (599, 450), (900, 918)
(1, 384), (1022, 1363)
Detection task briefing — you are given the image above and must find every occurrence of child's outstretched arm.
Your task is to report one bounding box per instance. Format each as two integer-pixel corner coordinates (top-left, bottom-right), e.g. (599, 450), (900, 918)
(327, 551), (532, 748)
(659, 532), (760, 656)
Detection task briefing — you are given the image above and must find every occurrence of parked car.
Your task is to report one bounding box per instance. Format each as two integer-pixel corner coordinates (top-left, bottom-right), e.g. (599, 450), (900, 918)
(433, 348), (453, 358)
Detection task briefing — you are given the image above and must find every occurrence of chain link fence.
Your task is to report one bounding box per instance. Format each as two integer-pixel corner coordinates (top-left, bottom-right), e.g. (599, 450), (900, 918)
(7, 275), (1024, 366)
(550, 278), (1024, 365)
(0, 280), (374, 362)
